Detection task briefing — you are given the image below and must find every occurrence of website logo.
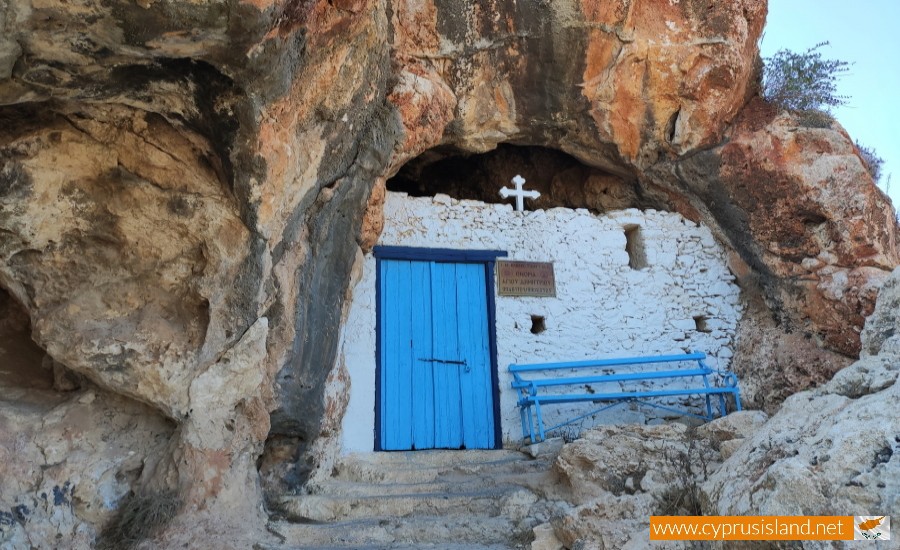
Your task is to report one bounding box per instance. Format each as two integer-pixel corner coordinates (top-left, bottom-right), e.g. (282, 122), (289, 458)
(855, 516), (890, 540)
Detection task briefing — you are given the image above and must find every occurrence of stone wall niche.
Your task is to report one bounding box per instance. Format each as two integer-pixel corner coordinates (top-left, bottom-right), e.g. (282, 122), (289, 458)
(624, 225), (648, 270)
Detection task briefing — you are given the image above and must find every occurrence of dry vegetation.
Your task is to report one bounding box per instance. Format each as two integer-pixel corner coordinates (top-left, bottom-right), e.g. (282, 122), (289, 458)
(95, 491), (181, 550)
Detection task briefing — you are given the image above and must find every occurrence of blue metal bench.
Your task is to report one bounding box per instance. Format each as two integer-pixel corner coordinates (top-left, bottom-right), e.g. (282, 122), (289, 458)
(509, 352), (741, 443)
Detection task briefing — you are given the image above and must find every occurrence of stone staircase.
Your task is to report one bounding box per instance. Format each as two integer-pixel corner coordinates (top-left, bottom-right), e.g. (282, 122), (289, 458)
(264, 448), (567, 549)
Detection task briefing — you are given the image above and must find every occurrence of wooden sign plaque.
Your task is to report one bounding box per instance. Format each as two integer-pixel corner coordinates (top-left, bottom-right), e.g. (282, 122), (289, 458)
(497, 260), (556, 297)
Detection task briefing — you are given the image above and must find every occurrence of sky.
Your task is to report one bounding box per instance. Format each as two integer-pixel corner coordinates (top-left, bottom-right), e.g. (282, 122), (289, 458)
(761, 0), (900, 209)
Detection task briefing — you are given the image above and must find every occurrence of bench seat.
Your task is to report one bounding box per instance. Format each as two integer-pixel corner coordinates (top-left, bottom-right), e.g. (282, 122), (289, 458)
(509, 352), (741, 443)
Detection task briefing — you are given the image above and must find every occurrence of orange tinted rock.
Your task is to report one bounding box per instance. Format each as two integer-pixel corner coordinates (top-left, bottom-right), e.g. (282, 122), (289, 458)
(387, 66), (458, 169)
(578, 0), (766, 162)
(717, 110), (899, 355)
(359, 177), (386, 251)
(387, 0), (765, 168)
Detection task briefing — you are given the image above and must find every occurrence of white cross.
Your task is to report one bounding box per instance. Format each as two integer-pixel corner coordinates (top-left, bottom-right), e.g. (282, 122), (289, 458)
(499, 175), (540, 212)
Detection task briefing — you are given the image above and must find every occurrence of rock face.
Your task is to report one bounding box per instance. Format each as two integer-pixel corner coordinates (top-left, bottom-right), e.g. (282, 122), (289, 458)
(3, 1), (398, 545)
(0, 0), (898, 547)
(388, 0), (766, 167)
(671, 104), (899, 364)
(704, 267), (900, 532)
(651, 103), (898, 409)
(547, 423), (723, 549)
(1, 104), (260, 419)
(0, 386), (173, 549)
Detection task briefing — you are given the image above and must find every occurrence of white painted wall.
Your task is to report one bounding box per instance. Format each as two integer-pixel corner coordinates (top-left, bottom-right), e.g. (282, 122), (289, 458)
(339, 192), (742, 453)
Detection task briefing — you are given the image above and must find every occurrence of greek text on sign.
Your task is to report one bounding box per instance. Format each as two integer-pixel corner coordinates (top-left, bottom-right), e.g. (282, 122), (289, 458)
(497, 261), (556, 297)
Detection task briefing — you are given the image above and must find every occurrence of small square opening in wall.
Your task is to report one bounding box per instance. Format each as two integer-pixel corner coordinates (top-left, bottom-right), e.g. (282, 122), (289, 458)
(693, 316), (711, 333)
(624, 225), (647, 270)
(530, 315), (546, 334)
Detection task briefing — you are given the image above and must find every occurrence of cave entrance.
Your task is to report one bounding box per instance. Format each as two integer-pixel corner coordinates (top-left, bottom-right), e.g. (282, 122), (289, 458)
(387, 144), (649, 212)
(337, 143), (743, 454)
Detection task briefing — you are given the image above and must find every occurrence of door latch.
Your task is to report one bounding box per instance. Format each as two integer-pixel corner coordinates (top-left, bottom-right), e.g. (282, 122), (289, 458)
(418, 358), (467, 366)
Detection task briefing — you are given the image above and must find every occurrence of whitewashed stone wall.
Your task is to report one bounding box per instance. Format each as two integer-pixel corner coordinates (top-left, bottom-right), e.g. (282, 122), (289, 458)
(339, 192), (742, 452)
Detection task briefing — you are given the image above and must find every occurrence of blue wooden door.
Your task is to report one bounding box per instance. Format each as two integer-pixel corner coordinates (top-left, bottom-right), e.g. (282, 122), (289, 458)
(379, 259), (496, 450)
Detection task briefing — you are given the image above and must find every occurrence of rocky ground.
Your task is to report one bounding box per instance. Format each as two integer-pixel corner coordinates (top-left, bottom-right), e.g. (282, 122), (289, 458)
(705, 267), (900, 545)
(1, 268), (898, 548)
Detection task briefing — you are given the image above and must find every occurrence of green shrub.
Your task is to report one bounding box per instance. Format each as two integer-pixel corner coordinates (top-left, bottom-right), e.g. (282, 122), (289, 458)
(855, 141), (884, 184)
(762, 42), (850, 113)
(795, 109), (835, 129)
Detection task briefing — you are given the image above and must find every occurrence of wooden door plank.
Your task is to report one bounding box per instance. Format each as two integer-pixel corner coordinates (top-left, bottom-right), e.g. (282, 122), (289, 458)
(472, 262), (494, 448)
(455, 263), (479, 448)
(380, 260), (414, 450)
(456, 263), (493, 449)
(379, 259), (388, 449)
(431, 262), (463, 448)
(410, 260), (435, 449)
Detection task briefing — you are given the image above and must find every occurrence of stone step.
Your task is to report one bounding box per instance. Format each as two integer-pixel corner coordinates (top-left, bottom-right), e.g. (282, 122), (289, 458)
(308, 468), (555, 499)
(304, 545), (519, 550)
(270, 542), (520, 550)
(267, 513), (534, 548)
(273, 485), (539, 523)
(269, 515), (539, 550)
(306, 479), (506, 498)
(332, 450), (549, 484)
(263, 447), (564, 549)
(340, 449), (530, 466)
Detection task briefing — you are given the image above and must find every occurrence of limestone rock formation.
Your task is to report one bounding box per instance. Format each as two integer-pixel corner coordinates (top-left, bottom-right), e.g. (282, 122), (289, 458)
(704, 267), (900, 532)
(695, 409), (768, 459)
(663, 104), (900, 408)
(0, 386), (173, 549)
(1, 105), (260, 419)
(0, 0), (898, 547)
(547, 423), (714, 549)
(387, 0), (766, 167)
(544, 418), (764, 550)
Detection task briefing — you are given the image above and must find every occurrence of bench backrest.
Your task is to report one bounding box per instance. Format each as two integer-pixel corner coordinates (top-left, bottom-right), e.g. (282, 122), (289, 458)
(509, 352), (706, 376)
(510, 366), (713, 390)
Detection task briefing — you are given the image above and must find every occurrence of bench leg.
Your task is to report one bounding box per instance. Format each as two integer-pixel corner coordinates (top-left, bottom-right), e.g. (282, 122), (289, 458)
(718, 393), (727, 417)
(519, 405), (526, 441)
(733, 389), (742, 411)
(534, 399), (546, 442)
(520, 405), (534, 443)
(704, 394), (713, 420)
